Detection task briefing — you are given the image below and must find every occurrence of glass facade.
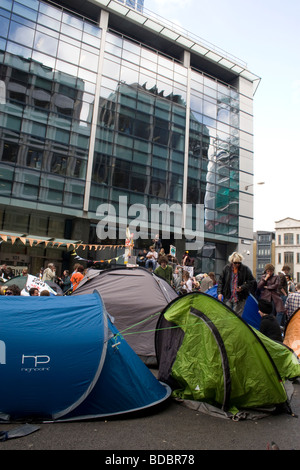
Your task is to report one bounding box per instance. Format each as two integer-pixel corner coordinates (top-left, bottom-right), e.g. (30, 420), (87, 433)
(0, 0), (255, 272)
(0, 0), (101, 212)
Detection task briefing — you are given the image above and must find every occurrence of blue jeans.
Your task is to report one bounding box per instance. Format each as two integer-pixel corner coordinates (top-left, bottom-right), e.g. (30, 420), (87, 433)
(146, 259), (156, 270)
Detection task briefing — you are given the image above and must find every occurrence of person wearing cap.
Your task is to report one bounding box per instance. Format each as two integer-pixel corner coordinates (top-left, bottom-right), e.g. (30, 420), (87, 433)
(217, 252), (256, 316)
(258, 299), (283, 342)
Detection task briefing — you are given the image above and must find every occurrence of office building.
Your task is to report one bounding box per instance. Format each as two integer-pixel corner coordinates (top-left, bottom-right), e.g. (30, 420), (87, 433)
(253, 231), (275, 281)
(0, 0), (260, 275)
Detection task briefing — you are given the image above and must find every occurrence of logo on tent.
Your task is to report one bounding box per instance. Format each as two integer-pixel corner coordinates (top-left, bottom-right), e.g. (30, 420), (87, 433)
(21, 354), (51, 373)
(0, 341), (5, 365)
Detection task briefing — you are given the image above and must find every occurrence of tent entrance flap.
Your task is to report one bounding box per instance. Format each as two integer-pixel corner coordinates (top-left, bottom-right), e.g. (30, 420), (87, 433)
(190, 307), (231, 411)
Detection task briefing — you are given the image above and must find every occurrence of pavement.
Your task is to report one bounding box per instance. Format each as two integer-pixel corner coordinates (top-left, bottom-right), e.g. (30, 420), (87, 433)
(0, 372), (299, 453)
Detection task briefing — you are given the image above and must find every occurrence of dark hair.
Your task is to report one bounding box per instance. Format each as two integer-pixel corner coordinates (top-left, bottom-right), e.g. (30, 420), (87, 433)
(258, 299), (273, 315)
(29, 287), (39, 296)
(6, 284), (21, 296)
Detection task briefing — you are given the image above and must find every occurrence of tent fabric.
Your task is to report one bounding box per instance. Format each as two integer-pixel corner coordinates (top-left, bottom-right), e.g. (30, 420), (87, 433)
(72, 267), (178, 358)
(242, 294), (261, 330)
(284, 308), (300, 358)
(155, 292), (300, 416)
(0, 292), (170, 422)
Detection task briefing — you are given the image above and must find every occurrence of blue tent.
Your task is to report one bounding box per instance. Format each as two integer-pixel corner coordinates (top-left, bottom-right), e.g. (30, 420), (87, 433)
(242, 294), (261, 330)
(205, 284), (218, 299)
(0, 292), (170, 421)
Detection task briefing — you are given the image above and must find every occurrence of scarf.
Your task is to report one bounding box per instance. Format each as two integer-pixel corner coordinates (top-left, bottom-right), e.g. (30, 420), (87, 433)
(230, 265), (239, 302)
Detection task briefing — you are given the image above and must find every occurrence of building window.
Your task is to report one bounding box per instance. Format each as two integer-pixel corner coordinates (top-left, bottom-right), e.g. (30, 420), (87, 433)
(278, 253), (281, 264)
(284, 233), (294, 245)
(1, 142), (19, 163)
(284, 252), (294, 264)
(278, 234), (281, 245)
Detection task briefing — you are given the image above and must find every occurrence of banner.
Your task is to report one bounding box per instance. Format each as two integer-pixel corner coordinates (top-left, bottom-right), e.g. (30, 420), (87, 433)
(23, 275), (57, 296)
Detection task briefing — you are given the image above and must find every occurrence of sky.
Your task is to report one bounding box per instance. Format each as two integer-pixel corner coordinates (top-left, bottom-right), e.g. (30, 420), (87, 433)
(146, 0), (300, 232)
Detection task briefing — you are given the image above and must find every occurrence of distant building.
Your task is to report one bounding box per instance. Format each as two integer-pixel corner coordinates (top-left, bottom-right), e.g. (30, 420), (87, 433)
(253, 231), (275, 281)
(275, 218), (300, 282)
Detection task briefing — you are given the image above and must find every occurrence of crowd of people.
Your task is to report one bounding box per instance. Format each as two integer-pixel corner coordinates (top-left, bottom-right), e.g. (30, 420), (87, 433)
(1, 247), (300, 344)
(0, 262), (87, 296)
(136, 245), (217, 295)
(137, 245), (300, 343)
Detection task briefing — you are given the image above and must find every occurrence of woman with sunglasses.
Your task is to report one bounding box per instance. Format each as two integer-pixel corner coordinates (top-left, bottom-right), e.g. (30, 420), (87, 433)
(4, 284), (21, 296)
(217, 252), (257, 316)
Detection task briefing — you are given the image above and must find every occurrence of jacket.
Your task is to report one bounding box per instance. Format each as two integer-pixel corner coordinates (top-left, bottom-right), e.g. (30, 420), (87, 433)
(257, 274), (285, 313)
(217, 263), (256, 301)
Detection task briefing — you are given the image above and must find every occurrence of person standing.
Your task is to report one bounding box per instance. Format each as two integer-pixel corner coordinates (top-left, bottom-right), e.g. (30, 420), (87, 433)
(42, 263), (56, 282)
(285, 283), (300, 320)
(217, 252), (256, 316)
(58, 270), (72, 293)
(154, 256), (173, 285)
(257, 263), (286, 326)
(70, 264), (84, 291)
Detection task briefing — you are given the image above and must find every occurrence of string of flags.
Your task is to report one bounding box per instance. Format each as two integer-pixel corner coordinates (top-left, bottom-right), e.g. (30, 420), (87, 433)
(0, 233), (126, 251)
(0, 229), (134, 265)
(72, 252), (126, 265)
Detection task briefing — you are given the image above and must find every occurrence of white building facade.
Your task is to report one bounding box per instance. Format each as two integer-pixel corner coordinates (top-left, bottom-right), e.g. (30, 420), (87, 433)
(275, 218), (300, 282)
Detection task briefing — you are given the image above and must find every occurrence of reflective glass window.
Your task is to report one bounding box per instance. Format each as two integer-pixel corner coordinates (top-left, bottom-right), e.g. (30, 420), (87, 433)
(13, 2), (37, 21)
(0, 15), (9, 38)
(1, 0), (13, 12)
(6, 41), (32, 60)
(34, 31), (58, 56)
(57, 41), (80, 64)
(37, 12), (60, 31)
(26, 148), (43, 169)
(62, 11), (83, 30)
(79, 50), (99, 72)
(1, 141), (18, 162)
(8, 21), (35, 48)
(56, 60), (78, 77)
(82, 32), (100, 48)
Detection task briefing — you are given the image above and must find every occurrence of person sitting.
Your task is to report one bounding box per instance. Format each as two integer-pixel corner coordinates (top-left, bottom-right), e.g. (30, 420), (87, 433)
(145, 246), (158, 271)
(258, 299), (283, 342)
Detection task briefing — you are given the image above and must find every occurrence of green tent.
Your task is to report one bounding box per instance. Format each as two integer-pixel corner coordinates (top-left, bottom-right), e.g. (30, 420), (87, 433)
(155, 292), (300, 418)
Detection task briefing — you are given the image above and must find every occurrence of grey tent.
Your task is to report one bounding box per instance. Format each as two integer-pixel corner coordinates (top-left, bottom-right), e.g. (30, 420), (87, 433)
(72, 267), (178, 360)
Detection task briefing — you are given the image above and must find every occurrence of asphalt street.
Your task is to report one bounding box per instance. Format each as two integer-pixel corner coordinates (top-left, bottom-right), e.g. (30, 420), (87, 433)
(0, 374), (299, 453)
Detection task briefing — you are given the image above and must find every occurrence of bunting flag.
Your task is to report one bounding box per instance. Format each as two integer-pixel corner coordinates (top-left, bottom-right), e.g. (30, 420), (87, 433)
(72, 253), (125, 264)
(0, 233), (126, 251)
